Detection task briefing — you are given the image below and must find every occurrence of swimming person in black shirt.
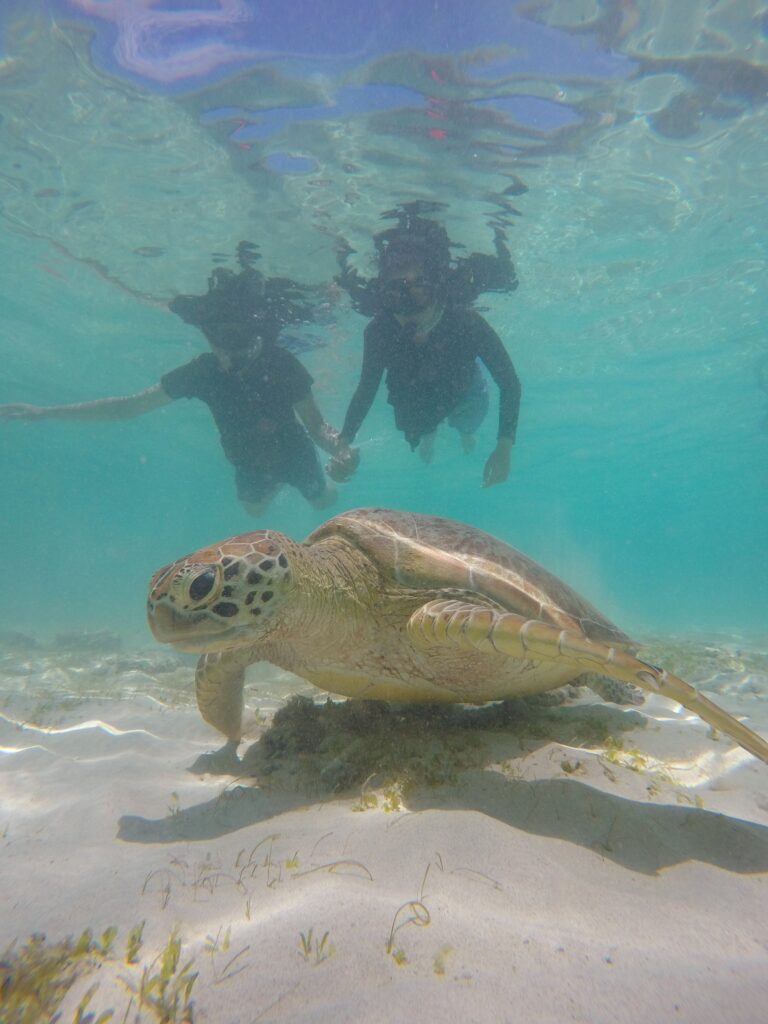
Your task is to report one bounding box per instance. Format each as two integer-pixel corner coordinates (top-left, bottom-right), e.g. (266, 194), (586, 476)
(0, 258), (353, 515)
(330, 208), (521, 487)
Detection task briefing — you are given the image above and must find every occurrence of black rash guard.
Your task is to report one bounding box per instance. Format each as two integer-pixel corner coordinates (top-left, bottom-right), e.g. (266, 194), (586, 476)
(161, 346), (313, 471)
(340, 307), (521, 449)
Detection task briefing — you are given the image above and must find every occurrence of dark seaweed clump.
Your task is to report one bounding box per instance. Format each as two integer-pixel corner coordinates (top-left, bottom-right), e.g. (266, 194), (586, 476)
(240, 693), (638, 795)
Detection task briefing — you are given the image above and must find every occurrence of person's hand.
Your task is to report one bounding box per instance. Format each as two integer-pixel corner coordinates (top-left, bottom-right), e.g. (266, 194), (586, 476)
(326, 444), (360, 483)
(482, 442), (511, 487)
(0, 403), (46, 422)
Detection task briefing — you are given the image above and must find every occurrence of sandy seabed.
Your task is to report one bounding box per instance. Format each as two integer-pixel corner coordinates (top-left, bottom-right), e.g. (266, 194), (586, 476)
(1, 634), (767, 1024)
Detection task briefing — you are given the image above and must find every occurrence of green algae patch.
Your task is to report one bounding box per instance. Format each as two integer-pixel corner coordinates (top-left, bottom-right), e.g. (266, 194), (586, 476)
(239, 693), (642, 797)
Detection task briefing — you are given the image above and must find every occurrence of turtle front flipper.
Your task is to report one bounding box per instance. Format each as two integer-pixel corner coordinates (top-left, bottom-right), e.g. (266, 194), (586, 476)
(408, 600), (768, 765)
(191, 649), (251, 774)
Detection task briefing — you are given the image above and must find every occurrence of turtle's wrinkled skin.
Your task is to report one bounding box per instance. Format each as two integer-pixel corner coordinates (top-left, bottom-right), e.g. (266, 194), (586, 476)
(147, 508), (768, 769)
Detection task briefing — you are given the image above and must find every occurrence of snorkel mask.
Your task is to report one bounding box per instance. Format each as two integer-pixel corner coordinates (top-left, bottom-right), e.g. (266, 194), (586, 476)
(380, 265), (437, 315)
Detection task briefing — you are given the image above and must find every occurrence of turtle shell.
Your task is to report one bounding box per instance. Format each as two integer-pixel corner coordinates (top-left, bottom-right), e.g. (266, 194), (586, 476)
(307, 507), (631, 649)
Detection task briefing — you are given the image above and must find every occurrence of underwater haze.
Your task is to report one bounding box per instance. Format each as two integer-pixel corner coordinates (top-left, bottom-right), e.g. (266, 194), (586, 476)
(1, 1), (766, 644)
(3, 4), (768, 1024)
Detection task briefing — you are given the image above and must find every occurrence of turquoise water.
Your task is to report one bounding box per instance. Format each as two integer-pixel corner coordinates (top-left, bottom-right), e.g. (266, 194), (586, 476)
(0, 2), (766, 649)
(2, 8), (768, 1022)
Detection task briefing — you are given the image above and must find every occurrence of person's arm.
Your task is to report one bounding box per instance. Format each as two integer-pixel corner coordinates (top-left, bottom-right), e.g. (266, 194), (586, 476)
(294, 393), (345, 456)
(482, 435), (513, 488)
(0, 384), (174, 423)
(338, 328), (386, 448)
(322, 328), (385, 482)
(475, 317), (522, 488)
(295, 392), (361, 483)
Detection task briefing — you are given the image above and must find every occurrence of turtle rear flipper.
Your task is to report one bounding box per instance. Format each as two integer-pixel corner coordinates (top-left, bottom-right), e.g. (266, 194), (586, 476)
(407, 599), (768, 765)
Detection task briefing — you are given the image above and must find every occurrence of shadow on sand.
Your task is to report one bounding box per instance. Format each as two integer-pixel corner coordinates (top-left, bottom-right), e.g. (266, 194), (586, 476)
(118, 697), (768, 876)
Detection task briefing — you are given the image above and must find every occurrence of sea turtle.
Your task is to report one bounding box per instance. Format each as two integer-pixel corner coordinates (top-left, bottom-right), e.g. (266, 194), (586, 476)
(147, 507), (768, 769)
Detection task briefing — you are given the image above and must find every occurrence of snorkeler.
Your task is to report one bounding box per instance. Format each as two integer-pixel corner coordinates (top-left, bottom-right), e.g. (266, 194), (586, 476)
(0, 256), (354, 516)
(329, 207), (521, 487)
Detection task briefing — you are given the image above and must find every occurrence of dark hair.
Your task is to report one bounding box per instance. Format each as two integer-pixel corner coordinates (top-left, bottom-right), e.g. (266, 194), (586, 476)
(335, 204), (517, 316)
(450, 229), (518, 304)
(169, 249), (314, 345)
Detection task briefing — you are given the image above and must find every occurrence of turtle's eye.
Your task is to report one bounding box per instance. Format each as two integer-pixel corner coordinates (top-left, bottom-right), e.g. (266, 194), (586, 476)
(189, 568), (218, 603)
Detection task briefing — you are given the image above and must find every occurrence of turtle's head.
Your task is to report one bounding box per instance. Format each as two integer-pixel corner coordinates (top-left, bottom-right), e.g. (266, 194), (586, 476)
(147, 531), (294, 653)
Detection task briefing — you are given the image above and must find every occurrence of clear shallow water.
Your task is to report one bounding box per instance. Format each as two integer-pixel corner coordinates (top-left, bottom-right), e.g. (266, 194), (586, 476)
(2, 7), (768, 1020)
(0, 2), (766, 643)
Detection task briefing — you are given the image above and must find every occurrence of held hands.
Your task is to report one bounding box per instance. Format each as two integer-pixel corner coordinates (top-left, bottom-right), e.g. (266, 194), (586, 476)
(326, 436), (510, 486)
(326, 443), (360, 483)
(0, 403), (46, 421)
(482, 441), (512, 488)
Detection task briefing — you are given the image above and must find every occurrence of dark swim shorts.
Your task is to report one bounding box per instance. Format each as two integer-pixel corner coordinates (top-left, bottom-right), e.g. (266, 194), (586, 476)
(447, 360), (489, 435)
(234, 435), (327, 504)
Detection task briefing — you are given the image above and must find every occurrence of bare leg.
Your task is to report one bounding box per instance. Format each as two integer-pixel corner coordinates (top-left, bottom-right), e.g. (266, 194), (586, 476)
(241, 486), (280, 518)
(459, 432), (476, 454)
(309, 483), (337, 510)
(418, 432), (436, 464)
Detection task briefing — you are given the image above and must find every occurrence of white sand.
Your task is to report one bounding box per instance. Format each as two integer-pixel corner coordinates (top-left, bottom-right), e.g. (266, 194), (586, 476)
(1, 646), (767, 1024)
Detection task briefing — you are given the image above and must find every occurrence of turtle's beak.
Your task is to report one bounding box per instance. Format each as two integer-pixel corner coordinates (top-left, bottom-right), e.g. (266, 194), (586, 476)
(148, 602), (185, 642)
(147, 601), (239, 652)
